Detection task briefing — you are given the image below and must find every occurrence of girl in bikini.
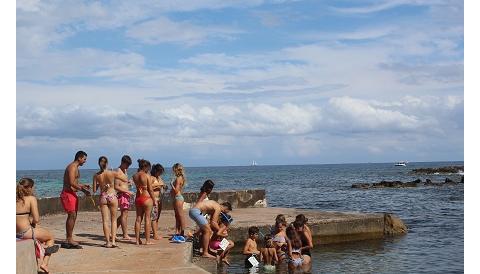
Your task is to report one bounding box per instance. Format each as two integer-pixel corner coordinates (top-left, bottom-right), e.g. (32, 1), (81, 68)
(92, 156), (128, 248)
(170, 163), (187, 241)
(150, 163), (167, 240)
(286, 225), (311, 273)
(132, 159), (155, 245)
(260, 234), (278, 272)
(272, 215), (289, 264)
(16, 178), (59, 273)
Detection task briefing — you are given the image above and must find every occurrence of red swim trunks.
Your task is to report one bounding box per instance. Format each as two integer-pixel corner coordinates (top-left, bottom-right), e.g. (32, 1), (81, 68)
(60, 189), (78, 213)
(117, 192), (131, 210)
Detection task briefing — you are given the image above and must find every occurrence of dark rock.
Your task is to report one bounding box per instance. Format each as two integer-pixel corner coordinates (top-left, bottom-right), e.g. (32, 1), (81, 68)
(351, 183), (370, 189)
(403, 179), (421, 187)
(411, 166), (464, 174)
(372, 181), (403, 188)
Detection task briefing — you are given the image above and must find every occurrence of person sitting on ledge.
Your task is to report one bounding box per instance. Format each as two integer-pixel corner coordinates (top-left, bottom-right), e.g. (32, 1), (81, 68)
(189, 200), (232, 258)
(16, 178), (59, 273)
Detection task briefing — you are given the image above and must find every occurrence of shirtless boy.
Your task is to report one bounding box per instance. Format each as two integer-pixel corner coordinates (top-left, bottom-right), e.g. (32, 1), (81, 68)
(115, 155), (134, 240)
(243, 226), (261, 268)
(61, 150), (91, 249)
(189, 200), (232, 258)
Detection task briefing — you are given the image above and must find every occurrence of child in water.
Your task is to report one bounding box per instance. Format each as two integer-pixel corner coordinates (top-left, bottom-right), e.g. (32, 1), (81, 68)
(260, 234), (278, 272)
(243, 226), (261, 268)
(209, 212), (234, 265)
(286, 225), (311, 273)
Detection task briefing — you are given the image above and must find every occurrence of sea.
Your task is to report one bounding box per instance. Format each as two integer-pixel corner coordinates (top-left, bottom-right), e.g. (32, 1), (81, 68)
(16, 161), (464, 273)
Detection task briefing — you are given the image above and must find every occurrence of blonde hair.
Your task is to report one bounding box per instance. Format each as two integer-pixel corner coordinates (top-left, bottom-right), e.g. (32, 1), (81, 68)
(172, 163), (187, 185)
(16, 178), (35, 202)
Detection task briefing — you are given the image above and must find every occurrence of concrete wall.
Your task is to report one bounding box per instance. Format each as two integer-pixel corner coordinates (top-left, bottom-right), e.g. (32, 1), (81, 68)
(224, 213), (403, 245)
(38, 189), (266, 216)
(16, 239), (37, 274)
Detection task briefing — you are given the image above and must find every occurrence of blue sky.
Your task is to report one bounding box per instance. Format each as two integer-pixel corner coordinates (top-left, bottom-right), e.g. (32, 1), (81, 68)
(16, 0), (464, 170)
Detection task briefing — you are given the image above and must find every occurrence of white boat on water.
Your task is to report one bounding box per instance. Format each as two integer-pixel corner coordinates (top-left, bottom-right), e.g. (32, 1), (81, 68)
(394, 161), (407, 166)
(251, 160), (257, 166)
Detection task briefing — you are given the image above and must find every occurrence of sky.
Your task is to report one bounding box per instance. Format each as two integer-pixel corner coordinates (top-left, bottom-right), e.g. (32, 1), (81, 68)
(16, 0), (464, 170)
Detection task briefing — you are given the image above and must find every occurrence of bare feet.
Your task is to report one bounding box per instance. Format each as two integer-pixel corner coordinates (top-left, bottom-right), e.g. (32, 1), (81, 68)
(135, 239), (142, 245)
(222, 258), (231, 266)
(66, 240), (80, 245)
(153, 236), (160, 240)
(40, 264), (49, 273)
(122, 235), (132, 241)
(201, 253), (216, 259)
(144, 241), (154, 245)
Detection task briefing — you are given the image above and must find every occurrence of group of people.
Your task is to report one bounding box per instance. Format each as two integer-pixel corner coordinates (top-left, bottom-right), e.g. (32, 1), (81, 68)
(16, 150), (314, 273)
(242, 214), (313, 272)
(60, 151), (191, 247)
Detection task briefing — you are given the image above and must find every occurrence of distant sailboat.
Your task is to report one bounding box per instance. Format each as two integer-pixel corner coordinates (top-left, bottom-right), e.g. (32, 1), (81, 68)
(251, 160), (257, 166)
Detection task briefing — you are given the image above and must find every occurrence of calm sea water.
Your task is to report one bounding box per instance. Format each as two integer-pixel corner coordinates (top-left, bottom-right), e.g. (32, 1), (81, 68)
(16, 161), (464, 273)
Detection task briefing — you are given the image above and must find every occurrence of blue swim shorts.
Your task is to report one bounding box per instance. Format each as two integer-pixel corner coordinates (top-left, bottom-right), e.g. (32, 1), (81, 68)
(189, 208), (208, 226)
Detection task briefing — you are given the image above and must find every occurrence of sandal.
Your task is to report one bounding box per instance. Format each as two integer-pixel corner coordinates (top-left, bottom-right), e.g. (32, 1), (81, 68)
(44, 244), (60, 255)
(61, 242), (83, 249)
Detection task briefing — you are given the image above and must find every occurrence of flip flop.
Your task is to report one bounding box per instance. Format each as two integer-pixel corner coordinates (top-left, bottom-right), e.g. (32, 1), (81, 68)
(61, 243), (83, 249)
(44, 244), (60, 255)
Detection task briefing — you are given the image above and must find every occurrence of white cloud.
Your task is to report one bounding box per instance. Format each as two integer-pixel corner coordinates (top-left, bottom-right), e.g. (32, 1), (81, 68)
(125, 17), (242, 46)
(330, 0), (445, 14)
(326, 96), (422, 132)
(17, 95), (462, 143)
(17, 48), (145, 81)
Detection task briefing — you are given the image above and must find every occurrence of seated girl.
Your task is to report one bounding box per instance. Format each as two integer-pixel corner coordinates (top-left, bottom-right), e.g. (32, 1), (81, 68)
(16, 178), (59, 273)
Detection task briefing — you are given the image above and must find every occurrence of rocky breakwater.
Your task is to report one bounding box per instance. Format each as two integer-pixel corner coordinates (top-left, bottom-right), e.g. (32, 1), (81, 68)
(410, 165), (464, 175)
(352, 177), (464, 189)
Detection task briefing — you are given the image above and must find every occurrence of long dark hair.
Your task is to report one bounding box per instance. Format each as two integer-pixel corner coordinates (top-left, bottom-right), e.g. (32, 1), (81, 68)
(151, 164), (165, 177)
(200, 179), (215, 193)
(137, 159), (151, 172)
(98, 156), (108, 172)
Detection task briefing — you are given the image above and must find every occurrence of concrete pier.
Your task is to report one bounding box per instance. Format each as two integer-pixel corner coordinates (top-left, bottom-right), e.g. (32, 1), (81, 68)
(18, 190), (406, 273)
(25, 207), (405, 273)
